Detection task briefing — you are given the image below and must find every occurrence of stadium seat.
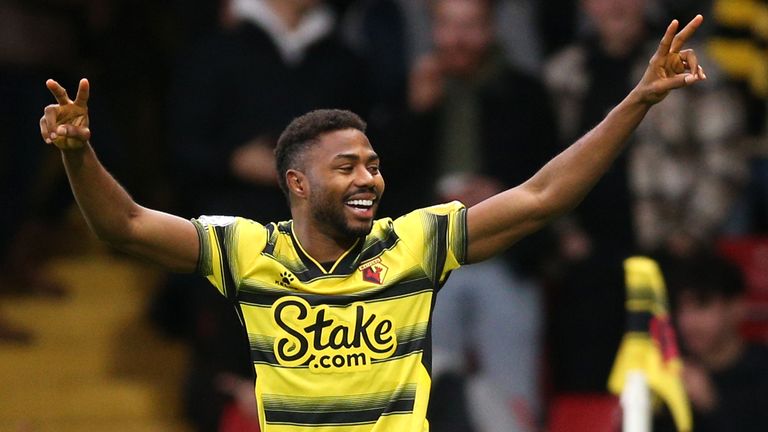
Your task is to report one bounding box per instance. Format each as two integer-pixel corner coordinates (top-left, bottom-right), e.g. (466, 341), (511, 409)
(546, 393), (620, 432)
(219, 403), (261, 432)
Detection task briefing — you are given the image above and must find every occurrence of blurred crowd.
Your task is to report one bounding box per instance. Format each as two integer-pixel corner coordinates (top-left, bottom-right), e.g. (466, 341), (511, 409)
(1, 0), (767, 431)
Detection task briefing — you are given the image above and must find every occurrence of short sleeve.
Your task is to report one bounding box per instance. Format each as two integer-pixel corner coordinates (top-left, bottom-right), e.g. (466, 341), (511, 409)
(192, 216), (238, 297)
(392, 201), (468, 286)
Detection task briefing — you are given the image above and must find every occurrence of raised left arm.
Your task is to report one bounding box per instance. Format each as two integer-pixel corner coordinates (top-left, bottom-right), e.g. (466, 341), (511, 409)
(466, 16), (706, 263)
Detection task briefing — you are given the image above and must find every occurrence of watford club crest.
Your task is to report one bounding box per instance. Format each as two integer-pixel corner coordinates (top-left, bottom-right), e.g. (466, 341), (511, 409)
(359, 258), (388, 285)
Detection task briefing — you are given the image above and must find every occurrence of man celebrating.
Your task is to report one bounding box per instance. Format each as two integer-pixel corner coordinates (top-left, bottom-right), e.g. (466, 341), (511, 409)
(40, 15), (706, 432)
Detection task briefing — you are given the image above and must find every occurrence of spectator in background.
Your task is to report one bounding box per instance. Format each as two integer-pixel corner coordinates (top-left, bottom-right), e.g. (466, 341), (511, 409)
(0, 2), (76, 296)
(431, 178), (543, 432)
(159, 1), (372, 430)
(373, 0), (544, 74)
(707, 0), (768, 235)
(169, 0), (370, 221)
(396, 0), (557, 225)
(544, 0), (649, 392)
(539, 0), (580, 57)
(655, 252), (768, 432)
(544, 0), (748, 392)
(630, 64), (747, 256)
(341, 0), (410, 135)
(395, 0), (556, 429)
(0, 1), (91, 342)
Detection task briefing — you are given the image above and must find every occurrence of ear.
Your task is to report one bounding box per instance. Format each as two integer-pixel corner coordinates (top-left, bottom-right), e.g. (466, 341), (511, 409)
(287, 169), (308, 199)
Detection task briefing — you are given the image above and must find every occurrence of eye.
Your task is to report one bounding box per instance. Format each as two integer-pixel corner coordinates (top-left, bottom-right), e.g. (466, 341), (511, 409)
(368, 165), (380, 175)
(337, 165), (353, 173)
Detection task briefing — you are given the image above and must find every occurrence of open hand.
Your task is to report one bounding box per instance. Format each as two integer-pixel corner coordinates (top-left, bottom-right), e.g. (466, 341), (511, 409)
(40, 78), (91, 150)
(635, 15), (707, 105)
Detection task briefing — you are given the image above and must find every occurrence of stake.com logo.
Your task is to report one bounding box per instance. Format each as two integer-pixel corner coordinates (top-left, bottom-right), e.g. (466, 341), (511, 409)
(271, 296), (397, 372)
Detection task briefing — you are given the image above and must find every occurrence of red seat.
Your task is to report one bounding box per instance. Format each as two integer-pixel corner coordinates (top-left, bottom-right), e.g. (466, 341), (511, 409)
(718, 236), (768, 342)
(546, 393), (620, 432)
(219, 403), (261, 432)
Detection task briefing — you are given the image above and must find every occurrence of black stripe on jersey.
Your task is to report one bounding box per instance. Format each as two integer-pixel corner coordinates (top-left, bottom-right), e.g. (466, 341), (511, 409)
(287, 222), (366, 281)
(263, 388), (416, 426)
(238, 276), (433, 308)
(453, 207), (468, 265)
(372, 336), (426, 362)
(251, 347), (281, 366)
(214, 225), (246, 327)
(251, 337), (428, 368)
(433, 214), (449, 291)
(357, 224), (400, 265)
(421, 213), (447, 384)
(250, 326), (429, 368)
(262, 223), (277, 256)
(214, 226), (237, 301)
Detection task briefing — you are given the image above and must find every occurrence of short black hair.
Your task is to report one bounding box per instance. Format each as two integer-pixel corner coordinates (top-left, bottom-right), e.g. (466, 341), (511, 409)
(275, 109), (367, 198)
(663, 252), (746, 305)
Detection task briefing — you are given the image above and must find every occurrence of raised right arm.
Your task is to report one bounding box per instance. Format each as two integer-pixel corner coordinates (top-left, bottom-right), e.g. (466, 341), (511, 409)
(40, 79), (199, 272)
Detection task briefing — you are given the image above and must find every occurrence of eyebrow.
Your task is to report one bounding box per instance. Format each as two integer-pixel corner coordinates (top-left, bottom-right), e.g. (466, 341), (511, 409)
(333, 152), (380, 163)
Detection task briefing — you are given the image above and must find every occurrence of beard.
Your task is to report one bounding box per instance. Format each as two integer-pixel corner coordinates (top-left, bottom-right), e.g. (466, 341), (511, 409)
(309, 190), (375, 239)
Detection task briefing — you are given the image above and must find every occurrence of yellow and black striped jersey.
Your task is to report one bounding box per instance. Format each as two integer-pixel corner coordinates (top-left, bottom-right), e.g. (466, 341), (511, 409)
(192, 201), (468, 432)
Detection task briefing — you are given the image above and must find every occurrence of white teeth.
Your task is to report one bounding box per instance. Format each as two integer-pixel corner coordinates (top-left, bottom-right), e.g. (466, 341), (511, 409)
(346, 199), (373, 207)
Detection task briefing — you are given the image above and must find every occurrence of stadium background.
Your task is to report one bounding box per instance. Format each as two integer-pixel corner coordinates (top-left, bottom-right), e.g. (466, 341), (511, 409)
(1, 0), (766, 431)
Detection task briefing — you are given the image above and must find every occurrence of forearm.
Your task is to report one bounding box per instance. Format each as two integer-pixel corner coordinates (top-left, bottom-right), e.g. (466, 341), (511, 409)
(467, 16), (706, 263)
(467, 91), (652, 262)
(61, 143), (141, 244)
(525, 90), (650, 219)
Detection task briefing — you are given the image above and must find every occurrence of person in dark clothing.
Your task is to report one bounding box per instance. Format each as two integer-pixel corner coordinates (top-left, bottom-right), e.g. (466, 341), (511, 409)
(392, 0), (558, 276)
(654, 251), (768, 432)
(396, 0), (557, 215)
(169, 0), (371, 222)
(543, 0), (655, 392)
(162, 1), (372, 429)
(397, 1), (556, 429)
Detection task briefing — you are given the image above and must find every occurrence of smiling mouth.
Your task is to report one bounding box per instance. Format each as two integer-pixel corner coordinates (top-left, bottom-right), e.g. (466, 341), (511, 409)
(346, 199), (374, 209)
(345, 199), (375, 217)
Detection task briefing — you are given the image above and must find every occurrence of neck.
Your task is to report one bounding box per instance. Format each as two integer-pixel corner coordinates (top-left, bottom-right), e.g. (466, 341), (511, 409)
(265, 0), (308, 30)
(292, 217), (358, 264)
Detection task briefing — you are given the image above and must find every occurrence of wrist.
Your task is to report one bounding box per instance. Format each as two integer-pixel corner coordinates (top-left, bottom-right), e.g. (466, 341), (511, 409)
(60, 141), (89, 153)
(59, 141), (91, 165)
(626, 86), (653, 107)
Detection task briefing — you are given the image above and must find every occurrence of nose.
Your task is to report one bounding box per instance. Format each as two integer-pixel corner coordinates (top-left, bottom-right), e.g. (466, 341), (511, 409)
(354, 165), (375, 188)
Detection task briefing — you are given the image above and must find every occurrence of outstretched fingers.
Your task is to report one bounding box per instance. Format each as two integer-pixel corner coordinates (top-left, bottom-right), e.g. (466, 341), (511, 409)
(655, 20), (679, 58)
(73, 78), (90, 107)
(670, 14), (704, 53)
(46, 79), (71, 105)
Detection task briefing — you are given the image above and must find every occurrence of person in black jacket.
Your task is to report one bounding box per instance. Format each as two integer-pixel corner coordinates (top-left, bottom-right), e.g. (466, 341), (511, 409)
(396, 1), (557, 429)
(169, 0), (371, 222)
(163, 1), (372, 429)
(655, 252), (768, 432)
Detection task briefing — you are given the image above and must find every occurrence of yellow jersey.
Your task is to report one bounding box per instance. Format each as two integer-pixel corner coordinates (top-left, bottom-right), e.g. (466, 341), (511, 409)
(192, 202), (468, 431)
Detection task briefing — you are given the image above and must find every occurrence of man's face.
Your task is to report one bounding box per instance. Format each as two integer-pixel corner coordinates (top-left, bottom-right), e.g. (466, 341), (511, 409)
(302, 129), (385, 239)
(676, 292), (743, 360)
(432, 0), (493, 76)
